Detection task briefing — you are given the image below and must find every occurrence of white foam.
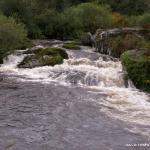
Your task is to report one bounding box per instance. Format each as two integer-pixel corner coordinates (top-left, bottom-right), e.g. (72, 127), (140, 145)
(0, 46), (149, 128)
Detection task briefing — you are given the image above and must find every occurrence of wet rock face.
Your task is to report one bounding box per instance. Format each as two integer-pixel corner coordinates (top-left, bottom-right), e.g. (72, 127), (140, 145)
(94, 27), (150, 57)
(18, 55), (41, 68)
(18, 48), (68, 68)
(81, 32), (95, 46)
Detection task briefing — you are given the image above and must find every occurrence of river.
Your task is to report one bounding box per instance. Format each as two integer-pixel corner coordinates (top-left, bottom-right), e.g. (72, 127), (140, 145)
(0, 41), (150, 150)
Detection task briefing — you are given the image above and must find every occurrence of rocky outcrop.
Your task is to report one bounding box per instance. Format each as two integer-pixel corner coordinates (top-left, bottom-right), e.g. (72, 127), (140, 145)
(18, 47), (68, 68)
(94, 27), (150, 57)
(81, 32), (95, 46)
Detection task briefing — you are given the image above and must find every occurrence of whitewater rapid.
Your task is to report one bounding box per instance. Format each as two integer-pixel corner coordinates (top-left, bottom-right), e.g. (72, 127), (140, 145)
(0, 45), (150, 138)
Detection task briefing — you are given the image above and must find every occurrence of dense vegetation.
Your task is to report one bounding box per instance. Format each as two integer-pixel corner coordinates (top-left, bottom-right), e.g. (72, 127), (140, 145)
(121, 50), (150, 92)
(0, 0), (149, 91)
(0, 0), (149, 40)
(0, 14), (30, 63)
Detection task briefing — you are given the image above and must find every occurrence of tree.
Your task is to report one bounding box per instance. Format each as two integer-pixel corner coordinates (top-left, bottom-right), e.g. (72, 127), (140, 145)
(71, 3), (112, 33)
(97, 0), (149, 15)
(0, 14), (29, 63)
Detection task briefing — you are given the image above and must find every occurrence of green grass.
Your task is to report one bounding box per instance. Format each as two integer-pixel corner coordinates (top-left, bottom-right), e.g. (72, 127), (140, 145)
(19, 47), (68, 67)
(63, 42), (80, 50)
(121, 50), (150, 92)
(40, 54), (63, 66)
(37, 47), (68, 66)
(37, 47), (68, 59)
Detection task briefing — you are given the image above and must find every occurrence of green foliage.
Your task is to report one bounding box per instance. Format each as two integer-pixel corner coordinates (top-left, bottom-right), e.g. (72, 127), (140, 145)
(40, 54), (63, 66)
(0, 14), (29, 63)
(35, 47), (68, 66)
(52, 10), (82, 39)
(112, 13), (129, 27)
(97, 0), (150, 15)
(63, 42), (81, 50)
(36, 9), (59, 38)
(18, 47), (68, 68)
(128, 13), (150, 29)
(0, 0), (149, 40)
(37, 48), (69, 59)
(121, 50), (150, 92)
(0, 0), (41, 38)
(137, 13), (150, 27)
(71, 3), (112, 33)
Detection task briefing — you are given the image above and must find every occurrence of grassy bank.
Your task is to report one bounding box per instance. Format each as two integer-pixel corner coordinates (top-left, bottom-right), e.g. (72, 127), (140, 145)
(121, 50), (150, 92)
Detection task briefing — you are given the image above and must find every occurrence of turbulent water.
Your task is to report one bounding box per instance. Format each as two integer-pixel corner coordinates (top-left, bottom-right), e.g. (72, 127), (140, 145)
(0, 43), (150, 150)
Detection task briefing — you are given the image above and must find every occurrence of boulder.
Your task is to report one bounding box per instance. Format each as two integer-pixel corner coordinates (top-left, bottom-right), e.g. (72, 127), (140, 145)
(94, 27), (150, 57)
(18, 47), (68, 68)
(81, 32), (95, 46)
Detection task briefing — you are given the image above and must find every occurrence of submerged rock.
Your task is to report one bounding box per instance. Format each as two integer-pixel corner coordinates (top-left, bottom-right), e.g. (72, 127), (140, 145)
(18, 47), (68, 68)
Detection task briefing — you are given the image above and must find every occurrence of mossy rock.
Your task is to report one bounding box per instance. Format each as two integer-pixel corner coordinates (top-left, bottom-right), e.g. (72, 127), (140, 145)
(121, 50), (150, 92)
(39, 55), (63, 66)
(80, 32), (94, 46)
(110, 34), (143, 58)
(37, 47), (68, 59)
(18, 47), (68, 68)
(63, 42), (80, 50)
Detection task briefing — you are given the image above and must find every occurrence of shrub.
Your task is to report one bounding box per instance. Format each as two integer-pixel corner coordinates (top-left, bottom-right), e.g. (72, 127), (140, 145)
(137, 13), (150, 27)
(57, 9), (83, 39)
(0, 14), (29, 63)
(71, 3), (112, 33)
(112, 13), (129, 27)
(98, 0), (149, 15)
(36, 9), (59, 39)
(121, 50), (150, 92)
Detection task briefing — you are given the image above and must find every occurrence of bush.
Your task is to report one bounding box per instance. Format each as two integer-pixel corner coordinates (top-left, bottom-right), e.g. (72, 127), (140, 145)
(56, 9), (83, 39)
(98, 0), (149, 15)
(0, 14), (29, 63)
(137, 13), (150, 27)
(0, 0), (41, 38)
(112, 13), (129, 27)
(121, 50), (150, 92)
(36, 9), (59, 39)
(71, 3), (112, 33)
